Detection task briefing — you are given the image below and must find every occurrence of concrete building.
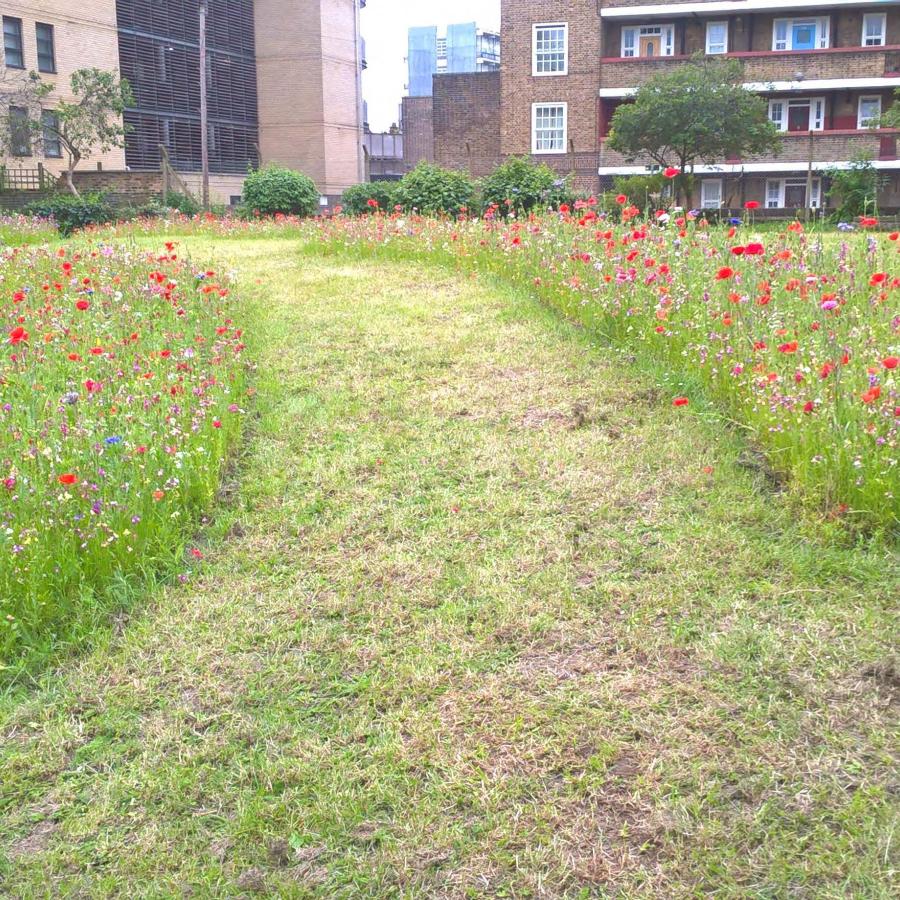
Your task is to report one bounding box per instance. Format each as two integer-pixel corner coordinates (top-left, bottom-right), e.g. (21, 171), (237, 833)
(0, 0), (366, 204)
(408, 22), (500, 98)
(496, 0), (899, 209)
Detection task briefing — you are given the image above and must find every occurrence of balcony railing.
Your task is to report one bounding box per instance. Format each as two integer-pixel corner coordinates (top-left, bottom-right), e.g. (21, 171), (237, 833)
(600, 46), (900, 90)
(599, 131), (899, 169)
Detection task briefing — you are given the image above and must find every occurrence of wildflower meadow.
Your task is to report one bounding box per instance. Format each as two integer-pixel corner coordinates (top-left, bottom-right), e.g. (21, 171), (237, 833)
(0, 240), (247, 672)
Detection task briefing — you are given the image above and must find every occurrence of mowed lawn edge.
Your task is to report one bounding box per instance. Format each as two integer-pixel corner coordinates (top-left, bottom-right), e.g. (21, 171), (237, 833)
(0, 238), (896, 897)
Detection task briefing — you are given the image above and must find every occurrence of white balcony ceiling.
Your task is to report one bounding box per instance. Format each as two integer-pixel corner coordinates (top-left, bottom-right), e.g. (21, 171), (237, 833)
(600, 0), (897, 21)
(599, 77), (900, 98)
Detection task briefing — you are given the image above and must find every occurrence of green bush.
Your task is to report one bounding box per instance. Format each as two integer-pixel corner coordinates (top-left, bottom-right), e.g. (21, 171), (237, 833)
(395, 163), (475, 216)
(481, 157), (559, 216)
(242, 164), (320, 217)
(24, 192), (116, 235)
(826, 154), (884, 220)
(612, 173), (670, 210)
(341, 181), (399, 215)
(164, 191), (201, 216)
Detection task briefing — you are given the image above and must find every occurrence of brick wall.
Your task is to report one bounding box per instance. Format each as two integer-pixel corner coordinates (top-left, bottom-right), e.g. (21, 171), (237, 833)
(500, 0), (602, 192)
(433, 72), (501, 177)
(0, 2), (126, 173)
(69, 170), (162, 204)
(255, 0), (364, 196)
(401, 97), (435, 169)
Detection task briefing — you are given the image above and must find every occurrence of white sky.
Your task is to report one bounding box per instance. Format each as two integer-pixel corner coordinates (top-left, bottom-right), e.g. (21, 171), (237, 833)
(361, 0), (501, 131)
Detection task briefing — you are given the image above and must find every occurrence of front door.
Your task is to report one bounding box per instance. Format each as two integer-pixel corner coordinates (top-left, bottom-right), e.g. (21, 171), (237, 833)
(783, 183), (807, 208)
(792, 21), (816, 50)
(639, 34), (658, 56)
(787, 102), (809, 132)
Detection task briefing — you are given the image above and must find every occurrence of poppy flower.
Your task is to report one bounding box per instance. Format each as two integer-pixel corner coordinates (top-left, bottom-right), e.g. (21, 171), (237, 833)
(615, 194), (627, 205)
(75, 299), (90, 311)
(716, 266), (735, 280)
(883, 356), (899, 370)
(731, 246), (745, 256)
(672, 397), (689, 407)
(889, 232), (899, 241)
(861, 386), (881, 404)
(778, 341), (798, 354)
(803, 401), (815, 414)
(58, 473), (78, 485)
(744, 201), (760, 210)
(366, 198), (379, 208)
(869, 272), (887, 286)
(745, 242), (764, 255)
(663, 167), (679, 178)
(9, 326), (28, 345)
(820, 361), (835, 379)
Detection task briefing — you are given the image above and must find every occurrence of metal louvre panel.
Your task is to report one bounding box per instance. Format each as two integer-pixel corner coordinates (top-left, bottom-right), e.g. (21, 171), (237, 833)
(116, 0), (259, 174)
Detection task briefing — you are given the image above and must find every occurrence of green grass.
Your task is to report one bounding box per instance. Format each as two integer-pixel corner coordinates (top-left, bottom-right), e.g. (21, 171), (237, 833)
(0, 236), (897, 897)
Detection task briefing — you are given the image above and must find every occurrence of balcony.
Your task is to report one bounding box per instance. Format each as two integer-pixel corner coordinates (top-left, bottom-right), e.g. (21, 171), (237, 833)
(600, 46), (900, 91)
(599, 130), (899, 171)
(599, 1), (889, 16)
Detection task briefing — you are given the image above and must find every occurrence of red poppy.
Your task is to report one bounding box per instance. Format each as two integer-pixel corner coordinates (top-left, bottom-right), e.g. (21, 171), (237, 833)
(889, 232), (899, 241)
(58, 473), (78, 485)
(869, 272), (887, 285)
(672, 397), (689, 407)
(663, 167), (679, 178)
(715, 266), (734, 280)
(803, 401), (814, 414)
(366, 198), (378, 208)
(778, 341), (798, 354)
(731, 246), (745, 256)
(883, 356), (899, 370)
(820, 361), (835, 379)
(615, 194), (627, 205)
(861, 386), (881, 404)
(744, 201), (760, 210)
(9, 326), (28, 345)
(75, 299), (90, 311)
(84, 379), (101, 393)
(745, 242), (765, 255)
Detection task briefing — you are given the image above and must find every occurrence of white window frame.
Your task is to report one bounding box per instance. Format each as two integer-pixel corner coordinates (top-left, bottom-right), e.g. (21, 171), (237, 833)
(706, 21), (728, 55)
(772, 17), (830, 51)
(861, 13), (886, 47)
(858, 95), (882, 129)
(701, 179), (723, 209)
(621, 24), (675, 58)
(768, 97), (825, 132)
(531, 102), (567, 154)
(533, 23), (568, 76)
(765, 178), (822, 209)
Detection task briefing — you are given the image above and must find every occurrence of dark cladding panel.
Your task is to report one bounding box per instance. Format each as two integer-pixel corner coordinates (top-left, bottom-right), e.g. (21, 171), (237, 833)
(116, 0), (259, 173)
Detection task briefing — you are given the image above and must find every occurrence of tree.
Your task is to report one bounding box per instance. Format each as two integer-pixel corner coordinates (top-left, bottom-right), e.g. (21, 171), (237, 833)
(1, 68), (132, 196)
(880, 88), (900, 128)
(607, 56), (781, 205)
(826, 153), (885, 220)
(480, 157), (559, 216)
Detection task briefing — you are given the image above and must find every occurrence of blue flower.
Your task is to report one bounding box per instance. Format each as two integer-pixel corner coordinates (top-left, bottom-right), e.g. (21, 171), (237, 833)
(105, 436), (123, 445)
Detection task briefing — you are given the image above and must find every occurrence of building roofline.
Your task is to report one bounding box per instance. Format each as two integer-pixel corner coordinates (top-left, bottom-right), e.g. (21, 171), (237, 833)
(600, 0), (896, 20)
(599, 160), (900, 175)
(600, 76), (900, 98)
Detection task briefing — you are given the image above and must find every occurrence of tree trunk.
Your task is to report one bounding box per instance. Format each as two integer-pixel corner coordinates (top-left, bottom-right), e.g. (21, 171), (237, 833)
(65, 153), (81, 197)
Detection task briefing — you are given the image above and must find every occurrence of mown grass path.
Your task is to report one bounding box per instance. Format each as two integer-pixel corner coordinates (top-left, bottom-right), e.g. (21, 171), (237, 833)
(1, 239), (897, 897)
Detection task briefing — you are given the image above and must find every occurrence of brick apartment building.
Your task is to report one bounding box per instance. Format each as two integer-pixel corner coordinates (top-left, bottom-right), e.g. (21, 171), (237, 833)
(416, 0), (899, 211)
(0, 1), (365, 204)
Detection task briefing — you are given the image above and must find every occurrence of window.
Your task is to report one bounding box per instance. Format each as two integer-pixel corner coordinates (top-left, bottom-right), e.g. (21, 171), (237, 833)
(35, 23), (55, 73)
(768, 97), (825, 132)
(41, 110), (61, 157)
(858, 95), (882, 129)
(701, 179), (723, 209)
(533, 24), (568, 75)
(622, 25), (674, 58)
(8, 106), (31, 156)
(3, 17), (24, 68)
(532, 103), (567, 153)
(706, 22), (728, 55)
(772, 18), (829, 51)
(862, 13), (886, 47)
(765, 178), (821, 209)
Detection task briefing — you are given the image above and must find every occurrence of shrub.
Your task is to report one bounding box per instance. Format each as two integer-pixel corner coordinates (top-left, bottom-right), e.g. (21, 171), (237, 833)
(481, 157), (559, 216)
(395, 163), (475, 216)
(612, 174), (669, 210)
(826, 154), (885, 220)
(164, 190), (201, 216)
(24, 192), (116, 235)
(342, 181), (399, 215)
(242, 164), (320, 217)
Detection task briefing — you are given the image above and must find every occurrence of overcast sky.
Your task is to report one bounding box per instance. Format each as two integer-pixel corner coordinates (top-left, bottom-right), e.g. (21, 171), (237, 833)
(361, 0), (501, 131)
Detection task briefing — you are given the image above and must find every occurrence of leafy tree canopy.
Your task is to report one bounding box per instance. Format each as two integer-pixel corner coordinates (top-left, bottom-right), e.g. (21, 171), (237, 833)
(607, 56), (781, 196)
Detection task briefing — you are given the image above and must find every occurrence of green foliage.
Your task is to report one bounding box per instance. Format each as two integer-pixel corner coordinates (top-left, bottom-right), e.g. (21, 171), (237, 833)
(24, 192), (116, 235)
(480, 157), (559, 215)
(880, 88), (900, 127)
(612, 173), (670, 210)
(341, 181), (399, 215)
(242, 164), (320, 216)
(608, 56), (781, 201)
(164, 191), (201, 216)
(826, 154), (886, 220)
(395, 162), (475, 216)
